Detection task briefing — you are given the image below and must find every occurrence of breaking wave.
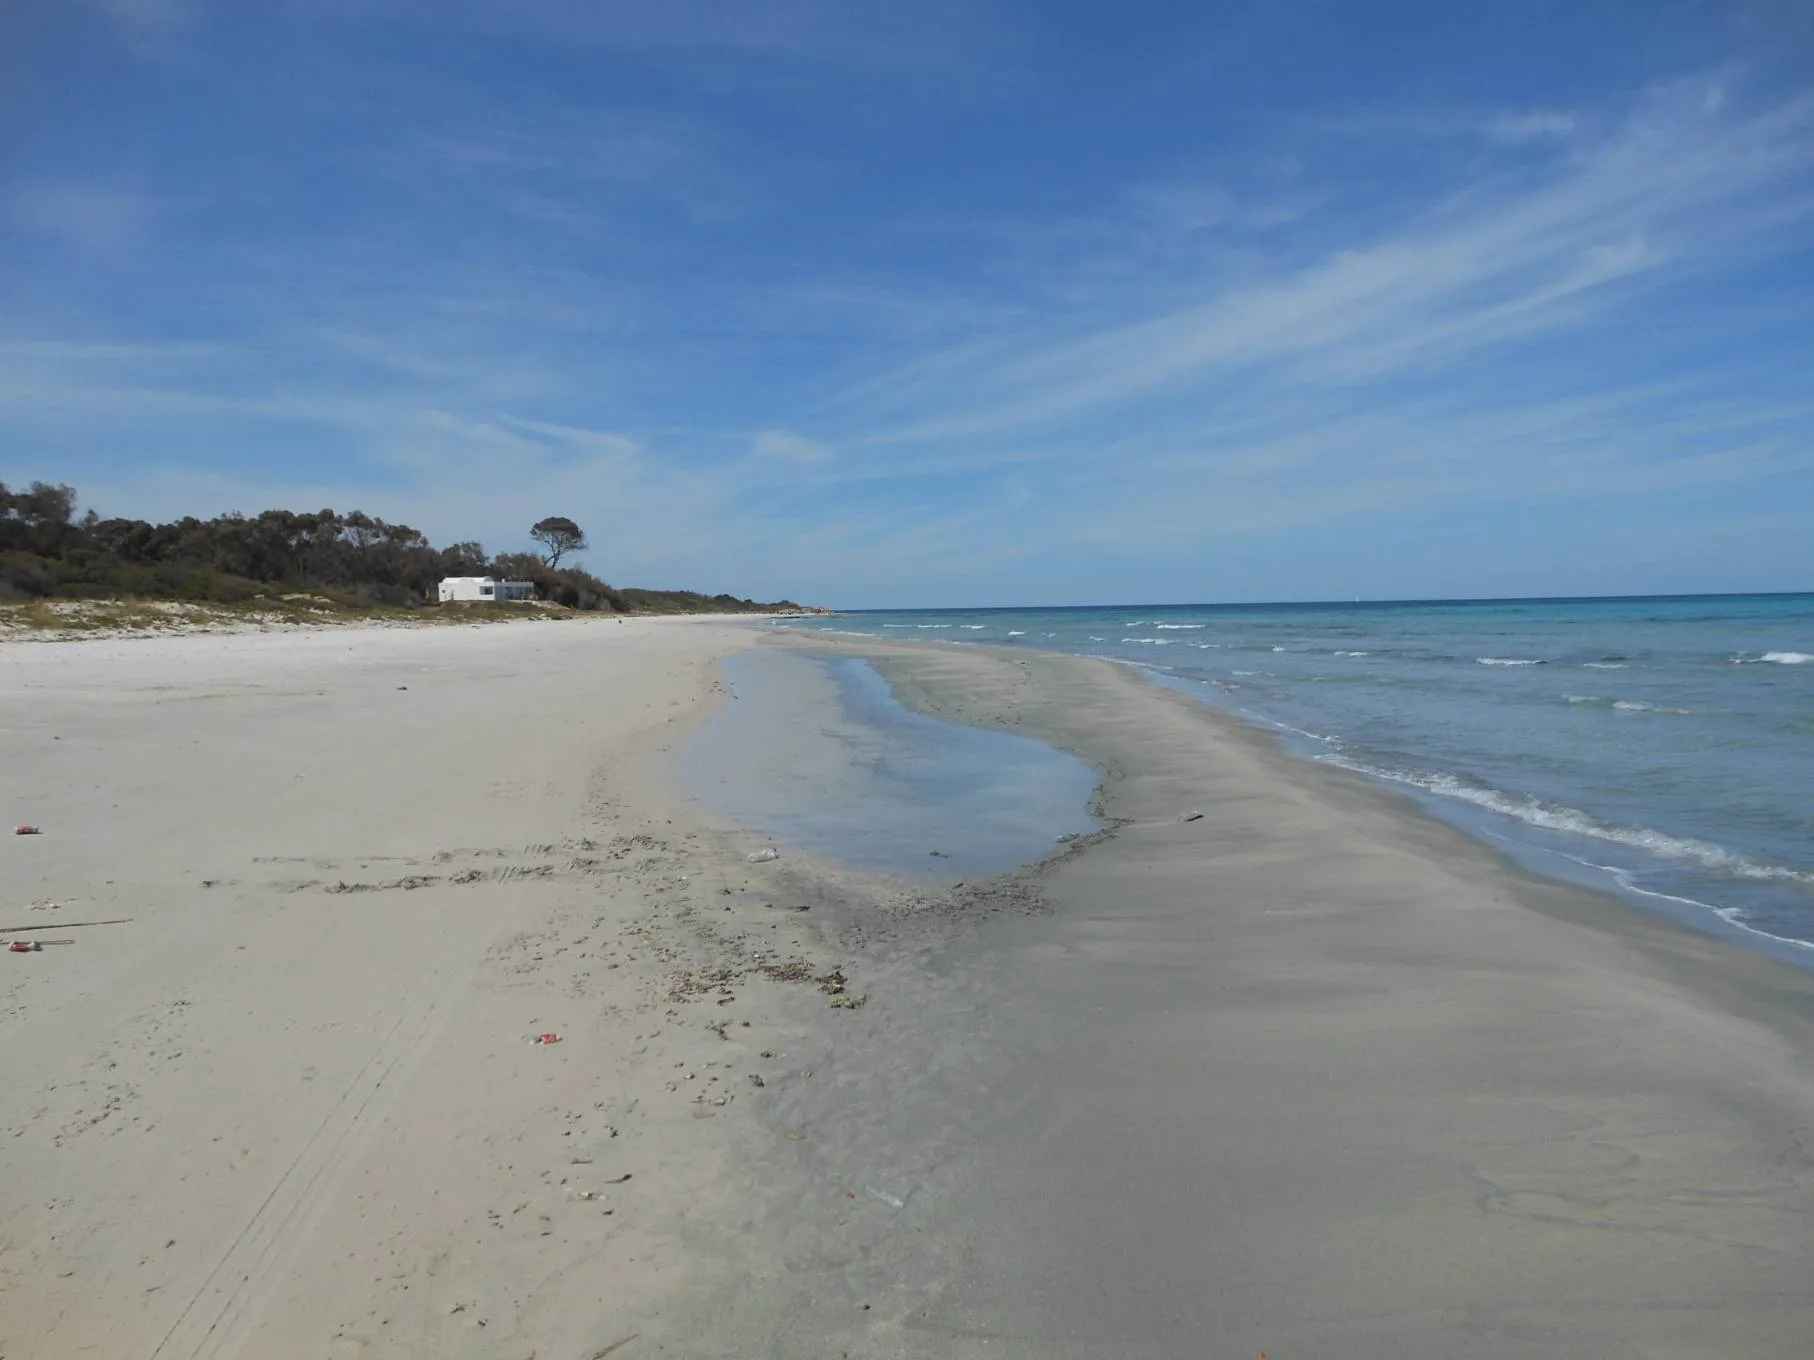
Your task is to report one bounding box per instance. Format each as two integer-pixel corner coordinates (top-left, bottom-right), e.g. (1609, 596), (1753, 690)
(1324, 758), (1814, 886)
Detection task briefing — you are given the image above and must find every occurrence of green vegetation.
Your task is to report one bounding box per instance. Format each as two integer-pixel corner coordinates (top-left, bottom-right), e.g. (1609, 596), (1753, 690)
(0, 481), (802, 622)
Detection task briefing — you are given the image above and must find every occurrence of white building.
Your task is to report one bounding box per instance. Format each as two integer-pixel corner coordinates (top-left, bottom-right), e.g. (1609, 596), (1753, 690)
(437, 576), (536, 604)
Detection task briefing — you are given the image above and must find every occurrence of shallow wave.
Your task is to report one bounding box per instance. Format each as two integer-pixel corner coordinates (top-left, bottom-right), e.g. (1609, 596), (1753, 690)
(1154, 623), (1206, 630)
(1582, 662), (1630, 669)
(1334, 650), (1371, 657)
(1477, 657), (1545, 666)
(1122, 637), (1171, 645)
(1243, 712), (1342, 747)
(960, 624), (984, 630)
(1006, 630), (1026, 636)
(1732, 651), (1813, 664)
(1473, 830), (1814, 952)
(1323, 759), (1814, 885)
(1565, 695), (1692, 714)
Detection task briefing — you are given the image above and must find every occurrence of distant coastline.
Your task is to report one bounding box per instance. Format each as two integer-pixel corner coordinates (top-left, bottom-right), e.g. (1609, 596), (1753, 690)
(1, 479), (814, 629)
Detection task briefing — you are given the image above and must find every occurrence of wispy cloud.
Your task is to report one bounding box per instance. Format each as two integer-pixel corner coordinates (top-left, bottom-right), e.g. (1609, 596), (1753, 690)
(304, 0), (1011, 77)
(84, 0), (204, 55)
(9, 184), (163, 255)
(752, 430), (835, 463)
(836, 80), (1813, 445)
(4, 31), (1810, 606)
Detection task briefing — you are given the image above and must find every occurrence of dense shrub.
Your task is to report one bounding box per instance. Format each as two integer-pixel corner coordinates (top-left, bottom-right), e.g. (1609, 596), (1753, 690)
(0, 480), (799, 613)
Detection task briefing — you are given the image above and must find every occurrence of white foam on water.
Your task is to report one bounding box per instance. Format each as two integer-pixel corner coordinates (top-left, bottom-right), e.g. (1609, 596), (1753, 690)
(1006, 630), (1026, 636)
(960, 624), (985, 629)
(1246, 714), (1341, 746)
(1322, 757), (1814, 886)
(1612, 700), (1692, 714)
(1123, 637), (1171, 645)
(1731, 651), (1813, 664)
(1154, 623), (1206, 630)
(1334, 650), (1371, 656)
(1477, 657), (1545, 666)
(1583, 662), (1630, 669)
(1472, 830), (1814, 953)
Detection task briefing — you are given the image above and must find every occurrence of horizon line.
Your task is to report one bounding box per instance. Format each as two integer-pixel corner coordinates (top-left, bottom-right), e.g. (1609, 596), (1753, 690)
(827, 591), (1814, 613)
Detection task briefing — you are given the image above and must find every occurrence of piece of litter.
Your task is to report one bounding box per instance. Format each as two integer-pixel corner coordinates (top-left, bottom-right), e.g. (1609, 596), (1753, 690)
(747, 847), (779, 863)
(14, 825), (41, 836)
(602, 1173), (632, 1184)
(866, 1186), (904, 1208)
(533, 1032), (561, 1045)
(1181, 810), (1204, 822)
(7, 941), (43, 953)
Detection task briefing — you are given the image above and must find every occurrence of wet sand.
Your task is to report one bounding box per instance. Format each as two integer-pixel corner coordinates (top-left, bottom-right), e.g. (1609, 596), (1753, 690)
(4, 621), (1812, 1358)
(712, 633), (1814, 1358)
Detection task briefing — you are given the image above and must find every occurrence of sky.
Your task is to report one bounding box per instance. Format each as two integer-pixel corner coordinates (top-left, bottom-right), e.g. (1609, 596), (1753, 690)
(2, 1), (1811, 608)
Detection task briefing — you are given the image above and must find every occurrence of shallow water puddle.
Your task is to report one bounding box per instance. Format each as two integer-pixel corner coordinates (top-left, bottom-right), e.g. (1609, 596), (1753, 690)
(682, 650), (1098, 879)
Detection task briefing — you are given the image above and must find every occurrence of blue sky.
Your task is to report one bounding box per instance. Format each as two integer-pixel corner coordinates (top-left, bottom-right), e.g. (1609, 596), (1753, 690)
(3, 1), (1811, 607)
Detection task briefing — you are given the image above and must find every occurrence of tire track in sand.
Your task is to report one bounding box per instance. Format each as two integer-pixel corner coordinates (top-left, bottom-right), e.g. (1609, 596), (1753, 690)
(144, 967), (461, 1360)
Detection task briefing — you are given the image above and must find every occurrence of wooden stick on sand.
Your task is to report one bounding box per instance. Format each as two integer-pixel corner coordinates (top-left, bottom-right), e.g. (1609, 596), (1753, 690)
(0, 917), (132, 935)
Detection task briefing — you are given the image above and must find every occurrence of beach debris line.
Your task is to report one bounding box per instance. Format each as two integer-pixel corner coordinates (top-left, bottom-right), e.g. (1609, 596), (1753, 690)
(747, 847), (779, 863)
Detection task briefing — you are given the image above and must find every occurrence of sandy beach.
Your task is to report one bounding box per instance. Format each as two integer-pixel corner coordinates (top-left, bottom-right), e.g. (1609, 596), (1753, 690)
(4, 620), (1813, 1358)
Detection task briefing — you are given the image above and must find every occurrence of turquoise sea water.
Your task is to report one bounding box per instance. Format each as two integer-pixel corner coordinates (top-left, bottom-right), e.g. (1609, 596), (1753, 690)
(782, 595), (1814, 958)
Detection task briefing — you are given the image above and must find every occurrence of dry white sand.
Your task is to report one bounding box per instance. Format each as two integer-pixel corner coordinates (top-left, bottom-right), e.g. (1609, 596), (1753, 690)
(0, 617), (861, 1359)
(6, 620), (1814, 1360)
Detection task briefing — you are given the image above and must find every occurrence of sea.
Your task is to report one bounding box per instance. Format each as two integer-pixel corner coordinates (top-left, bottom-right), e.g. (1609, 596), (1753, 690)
(780, 594), (1814, 960)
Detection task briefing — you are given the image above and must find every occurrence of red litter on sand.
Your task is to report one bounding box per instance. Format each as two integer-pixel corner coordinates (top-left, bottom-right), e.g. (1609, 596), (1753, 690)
(533, 1032), (561, 1045)
(14, 826), (41, 836)
(8, 941), (42, 952)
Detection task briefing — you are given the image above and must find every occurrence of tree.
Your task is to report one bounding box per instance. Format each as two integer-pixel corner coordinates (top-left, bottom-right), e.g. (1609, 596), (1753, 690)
(530, 516), (587, 568)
